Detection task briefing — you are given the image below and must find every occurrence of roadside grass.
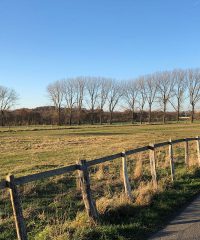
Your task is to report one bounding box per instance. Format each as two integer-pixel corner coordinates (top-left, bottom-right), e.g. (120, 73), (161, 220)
(0, 166), (196, 240)
(1, 123), (200, 239)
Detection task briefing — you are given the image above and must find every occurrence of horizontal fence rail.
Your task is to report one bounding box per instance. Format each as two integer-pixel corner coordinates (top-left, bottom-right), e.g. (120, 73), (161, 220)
(1, 136), (200, 240)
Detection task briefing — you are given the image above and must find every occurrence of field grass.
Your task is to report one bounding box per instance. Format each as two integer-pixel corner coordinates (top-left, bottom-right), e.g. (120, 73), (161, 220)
(1, 123), (200, 239)
(1, 122), (200, 177)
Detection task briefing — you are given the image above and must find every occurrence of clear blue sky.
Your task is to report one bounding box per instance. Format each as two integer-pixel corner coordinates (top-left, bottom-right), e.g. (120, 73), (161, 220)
(0, 0), (200, 108)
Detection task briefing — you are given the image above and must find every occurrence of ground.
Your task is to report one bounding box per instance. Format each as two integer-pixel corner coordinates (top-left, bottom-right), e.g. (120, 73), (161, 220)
(0, 122), (199, 177)
(1, 122), (200, 240)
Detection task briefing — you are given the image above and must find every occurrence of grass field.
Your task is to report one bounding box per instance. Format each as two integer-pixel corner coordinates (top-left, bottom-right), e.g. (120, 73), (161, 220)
(1, 123), (200, 239)
(0, 122), (199, 177)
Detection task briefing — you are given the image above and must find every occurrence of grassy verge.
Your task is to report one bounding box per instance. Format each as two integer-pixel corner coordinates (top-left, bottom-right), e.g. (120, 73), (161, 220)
(29, 167), (200, 240)
(1, 166), (200, 240)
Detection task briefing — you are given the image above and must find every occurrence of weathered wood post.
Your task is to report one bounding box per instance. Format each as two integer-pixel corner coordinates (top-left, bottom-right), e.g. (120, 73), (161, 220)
(149, 144), (158, 189)
(121, 151), (133, 201)
(196, 136), (200, 166)
(76, 160), (98, 221)
(185, 138), (189, 165)
(6, 174), (27, 240)
(169, 139), (175, 182)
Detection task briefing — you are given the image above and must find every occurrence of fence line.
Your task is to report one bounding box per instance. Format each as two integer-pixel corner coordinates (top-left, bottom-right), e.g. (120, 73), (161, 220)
(1, 136), (200, 240)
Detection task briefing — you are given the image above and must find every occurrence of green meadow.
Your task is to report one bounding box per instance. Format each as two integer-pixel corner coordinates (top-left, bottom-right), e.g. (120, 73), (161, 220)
(1, 123), (200, 239)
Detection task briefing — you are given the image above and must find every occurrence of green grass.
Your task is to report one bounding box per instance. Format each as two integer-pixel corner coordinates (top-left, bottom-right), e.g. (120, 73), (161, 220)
(1, 123), (200, 239)
(1, 122), (200, 177)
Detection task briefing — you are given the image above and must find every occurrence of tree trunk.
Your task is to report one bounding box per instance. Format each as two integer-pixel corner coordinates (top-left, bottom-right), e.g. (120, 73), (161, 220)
(177, 100), (180, 122)
(177, 109), (180, 122)
(163, 102), (166, 124)
(191, 103), (195, 123)
(78, 108), (81, 125)
(148, 104), (152, 124)
(109, 111), (113, 125)
(99, 109), (103, 125)
(140, 110), (143, 125)
(69, 109), (72, 125)
(91, 108), (94, 125)
(58, 107), (61, 125)
(1, 110), (4, 126)
(131, 109), (134, 124)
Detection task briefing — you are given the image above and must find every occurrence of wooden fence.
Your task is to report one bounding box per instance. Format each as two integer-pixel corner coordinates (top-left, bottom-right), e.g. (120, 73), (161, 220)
(1, 136), (200, 240)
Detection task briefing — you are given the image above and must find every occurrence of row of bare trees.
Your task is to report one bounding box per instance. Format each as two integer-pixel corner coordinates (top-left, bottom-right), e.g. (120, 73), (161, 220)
(47, 68), (200, 125)
(127, 68), (200, 124)
(47, 77), (123, 125)
(1, 68), (200, 126)
(0, 86), (18, 126)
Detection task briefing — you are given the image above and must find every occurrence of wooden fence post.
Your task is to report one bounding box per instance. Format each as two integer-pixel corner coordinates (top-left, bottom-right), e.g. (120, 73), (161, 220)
(169, 139), (175, 182)
(76, 160), (98, 221)
(196, 136), (200, 166)
(6, 174), (27, 240)
(121, 151), (133, 201)
(185, 139), (189, 165)
(149, 144), (158, 189)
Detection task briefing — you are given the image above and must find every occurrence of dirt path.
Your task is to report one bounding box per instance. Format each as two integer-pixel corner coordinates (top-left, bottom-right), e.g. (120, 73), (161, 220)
(149, 194), (200, 240)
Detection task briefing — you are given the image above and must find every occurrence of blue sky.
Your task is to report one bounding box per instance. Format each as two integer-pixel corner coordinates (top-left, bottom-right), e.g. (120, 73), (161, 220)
(0, 0), (200, 108)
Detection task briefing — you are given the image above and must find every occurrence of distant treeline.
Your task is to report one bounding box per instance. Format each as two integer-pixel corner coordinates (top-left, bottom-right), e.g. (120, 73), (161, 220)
(2, 107), (196, 126)
(46, 68), (200, 125)
(1, 68), (200, 126)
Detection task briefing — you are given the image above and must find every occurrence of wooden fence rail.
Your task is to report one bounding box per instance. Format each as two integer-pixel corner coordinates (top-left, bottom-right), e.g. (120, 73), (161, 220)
(1, 136), (200, 240)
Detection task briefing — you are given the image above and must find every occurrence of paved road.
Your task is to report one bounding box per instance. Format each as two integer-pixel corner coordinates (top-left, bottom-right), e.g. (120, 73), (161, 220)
(149, 194), (200, 240)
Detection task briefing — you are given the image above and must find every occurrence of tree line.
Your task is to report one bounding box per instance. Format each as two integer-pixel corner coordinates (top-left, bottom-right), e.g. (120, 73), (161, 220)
(47, 68), (200, 125)
(1, 68), (200, 126)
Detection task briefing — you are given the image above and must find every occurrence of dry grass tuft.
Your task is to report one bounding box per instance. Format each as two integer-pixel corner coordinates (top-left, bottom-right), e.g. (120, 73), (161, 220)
(95, 164), (105, 180)
(69, 211), (93, 229)
(133, 154), (143, 180)
(96, 193), (132, 215)
(35, 224), (70, 240)
(135, 181), (155, 205)
(188, 145), (198, 167)
(23, 206), (37, 219)
(21, 182), (37, 195)
(96, 196), (115, 214)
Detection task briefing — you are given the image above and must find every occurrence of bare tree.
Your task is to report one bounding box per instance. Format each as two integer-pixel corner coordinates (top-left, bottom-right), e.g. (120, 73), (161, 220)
(156, 71), (175, 124)
(123, 79), (139, 124)
(85, 77), (100, 125)
(98, 78), (111, 124)
(47, 80), (64, 125)
(63, 78), (76, 125)
(145, 74), (158, 123)
(137, 77), (147, 124)
(169, 69), (186, 122)
(0, 86), (18, 126)
(187, 68), (200, 123)
(107, 80), (123, 124)
(74, 77), (86, 125)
